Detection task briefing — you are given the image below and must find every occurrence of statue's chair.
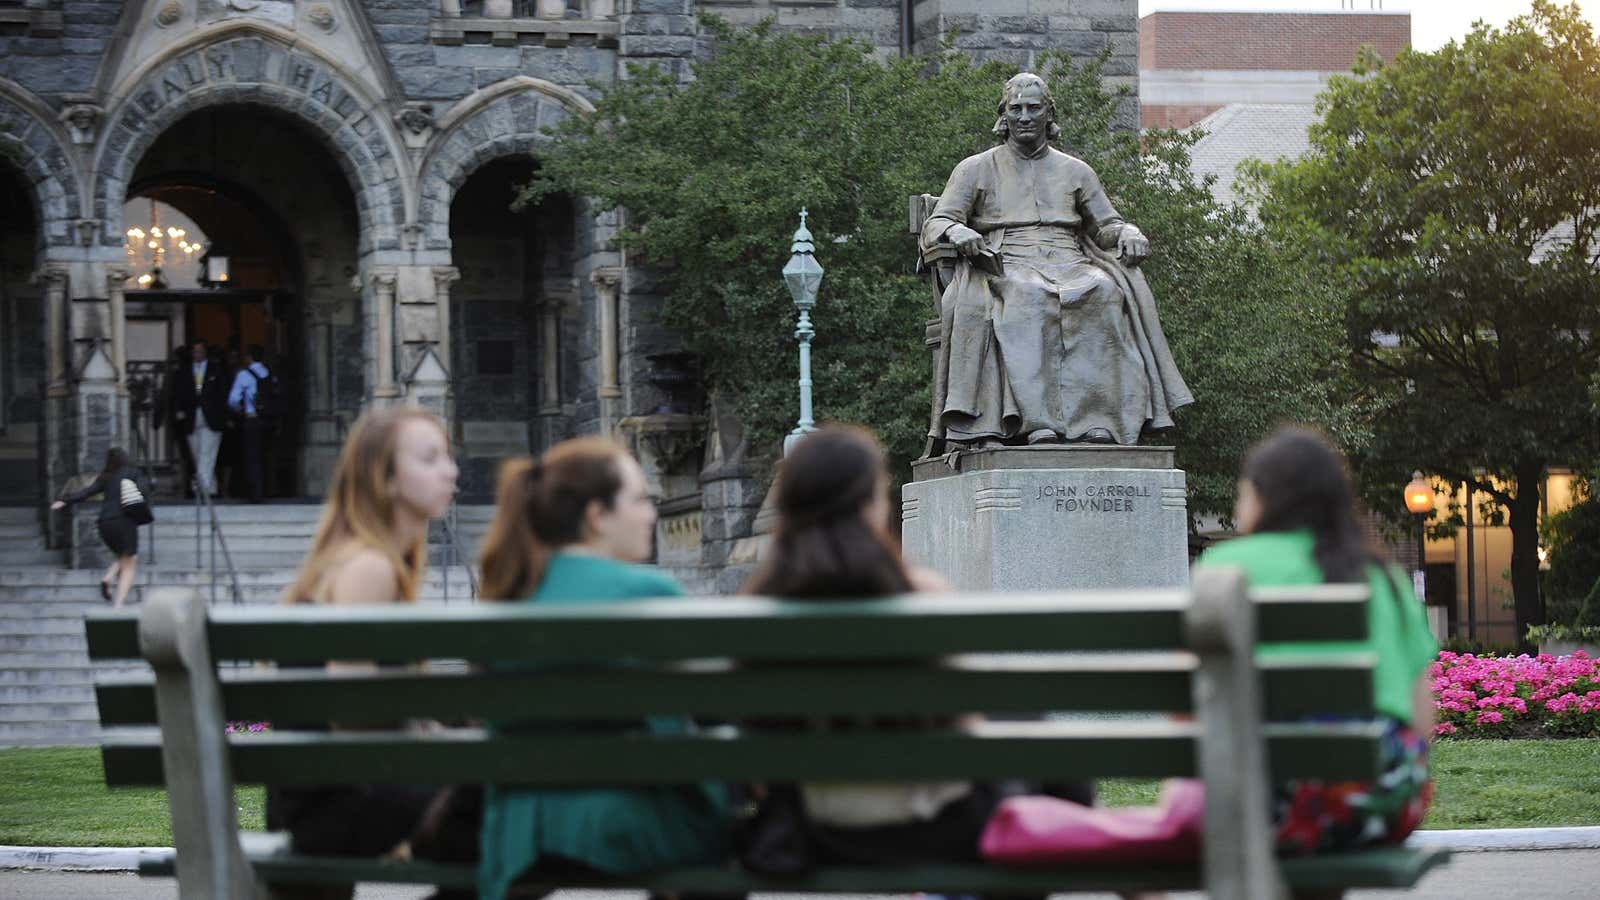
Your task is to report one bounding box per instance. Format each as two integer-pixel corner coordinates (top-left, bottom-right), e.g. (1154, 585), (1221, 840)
(912, 192), (958, 458)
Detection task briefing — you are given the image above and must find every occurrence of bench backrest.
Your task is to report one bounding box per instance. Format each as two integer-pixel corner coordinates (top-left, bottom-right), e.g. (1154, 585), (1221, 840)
(85, 568), (1374, 898)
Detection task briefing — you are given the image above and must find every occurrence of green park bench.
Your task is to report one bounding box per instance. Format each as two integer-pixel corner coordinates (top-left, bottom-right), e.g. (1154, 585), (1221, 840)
(83, 567), (1449, 899)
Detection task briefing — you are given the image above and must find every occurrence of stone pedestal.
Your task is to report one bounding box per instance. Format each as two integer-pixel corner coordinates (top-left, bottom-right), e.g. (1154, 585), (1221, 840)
(902, 445), (1189, 592)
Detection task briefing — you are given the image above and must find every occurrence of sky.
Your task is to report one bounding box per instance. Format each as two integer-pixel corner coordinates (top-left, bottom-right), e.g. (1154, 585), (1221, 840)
(1138, 0), (1598, 50)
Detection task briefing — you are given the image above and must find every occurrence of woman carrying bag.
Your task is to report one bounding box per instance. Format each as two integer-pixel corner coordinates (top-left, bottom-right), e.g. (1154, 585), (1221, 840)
(51, 447), (153, 608)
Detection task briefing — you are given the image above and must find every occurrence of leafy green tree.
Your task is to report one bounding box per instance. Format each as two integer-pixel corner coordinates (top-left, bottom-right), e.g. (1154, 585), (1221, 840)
(524, 17), (1357, 520)
(1543, 479), (1600, 626)
(1248, 1), (1600, 641)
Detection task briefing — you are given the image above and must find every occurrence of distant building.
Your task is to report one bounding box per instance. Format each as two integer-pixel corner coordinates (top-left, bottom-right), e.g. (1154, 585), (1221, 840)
(1141, 8), (1409, 207)
(1140, 8), (1410, 130)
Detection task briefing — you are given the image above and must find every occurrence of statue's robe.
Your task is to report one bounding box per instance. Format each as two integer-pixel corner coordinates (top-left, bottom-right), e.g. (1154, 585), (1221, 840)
(922, 142), (1193, 444)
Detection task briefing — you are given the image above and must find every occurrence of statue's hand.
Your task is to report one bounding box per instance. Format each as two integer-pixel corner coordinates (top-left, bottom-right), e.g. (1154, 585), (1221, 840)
(945, 223), (986, 257)
(1118, 227), (1150, 266)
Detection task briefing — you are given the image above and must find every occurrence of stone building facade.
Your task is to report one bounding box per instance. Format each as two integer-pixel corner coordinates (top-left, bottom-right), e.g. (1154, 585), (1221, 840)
(0, 0), (1137, 589)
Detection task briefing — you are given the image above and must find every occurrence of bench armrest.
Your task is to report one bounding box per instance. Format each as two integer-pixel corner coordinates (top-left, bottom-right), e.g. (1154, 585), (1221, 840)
(140, 588), (263, 899)
(1188, 566), (1287, 899)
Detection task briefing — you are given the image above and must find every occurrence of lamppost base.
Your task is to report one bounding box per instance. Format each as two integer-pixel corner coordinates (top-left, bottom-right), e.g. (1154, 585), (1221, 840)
(783, 426), (818, 456)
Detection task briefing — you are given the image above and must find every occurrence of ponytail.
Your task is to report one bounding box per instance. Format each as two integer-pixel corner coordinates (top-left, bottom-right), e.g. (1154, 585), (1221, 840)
(479, 458), (550, 601)
(478, 437), (629, 602)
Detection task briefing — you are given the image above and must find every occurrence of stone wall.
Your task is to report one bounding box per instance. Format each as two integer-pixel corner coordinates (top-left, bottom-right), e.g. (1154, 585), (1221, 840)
(912, 0), (1139, 129)
(696, 0), (903, 55)
(0, 1), (120, 100)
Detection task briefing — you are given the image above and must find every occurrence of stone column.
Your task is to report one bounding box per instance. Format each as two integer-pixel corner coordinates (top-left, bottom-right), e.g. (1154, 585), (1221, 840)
(431, 266), (461, 377)
(539, 297), (565, 416)
(592, 267), (622, 433)
(70, 343), (121, 567)
(105, 266), (130, 394)
(370, 268), (401, 405)
(35, 264), (70, 394)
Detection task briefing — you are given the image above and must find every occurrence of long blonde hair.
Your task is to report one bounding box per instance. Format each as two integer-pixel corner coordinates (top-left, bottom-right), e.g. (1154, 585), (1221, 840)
(283, 406), (446, 604)
(479, 437), (628, 601)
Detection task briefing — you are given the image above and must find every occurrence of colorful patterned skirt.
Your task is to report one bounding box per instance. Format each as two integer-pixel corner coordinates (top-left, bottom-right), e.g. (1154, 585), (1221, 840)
(1273, 716), (1432, 856)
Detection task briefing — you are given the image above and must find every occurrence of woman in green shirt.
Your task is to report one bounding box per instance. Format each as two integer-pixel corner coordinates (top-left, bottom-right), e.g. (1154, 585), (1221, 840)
(1196, 427), (1438, 856)
(474, 437), (730, 900)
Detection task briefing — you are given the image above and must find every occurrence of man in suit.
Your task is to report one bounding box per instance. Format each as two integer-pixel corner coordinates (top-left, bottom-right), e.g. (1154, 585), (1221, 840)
(157, 345), (198, 497)
(172, 339), (230, 497)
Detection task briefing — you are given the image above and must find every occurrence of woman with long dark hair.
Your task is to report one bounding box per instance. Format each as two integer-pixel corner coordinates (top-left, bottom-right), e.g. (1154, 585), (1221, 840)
(474, 437), (729, 900)
(51, 447), (149, 607)
(743, 425), (1010, 863)
(1197, 426), (1438, 855)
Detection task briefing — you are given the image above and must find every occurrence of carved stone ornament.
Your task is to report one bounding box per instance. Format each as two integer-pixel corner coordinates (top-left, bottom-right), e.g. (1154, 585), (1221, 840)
(58, 99), (102, 145)
(307, 4), (337, 33)
(75, 219), (101, 248)
(155, 1), (183, 27)
(395, 104), (436, 152)
(619, 413), (707, 477)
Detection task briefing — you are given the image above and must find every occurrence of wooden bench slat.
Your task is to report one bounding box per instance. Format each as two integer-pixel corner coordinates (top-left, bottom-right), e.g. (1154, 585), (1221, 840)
(84, 589), (1370, 663)
(92, 652), (1376, 727)
(101, 720), (1385, 787)
(136, 838), (1450, 893)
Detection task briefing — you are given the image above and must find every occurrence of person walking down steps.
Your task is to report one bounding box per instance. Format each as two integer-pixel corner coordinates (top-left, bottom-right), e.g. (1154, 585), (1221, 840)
(51, 447), (153, 608)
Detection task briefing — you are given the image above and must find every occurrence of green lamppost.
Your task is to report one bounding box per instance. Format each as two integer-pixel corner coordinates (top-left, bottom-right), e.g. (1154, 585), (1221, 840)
(782, 208), (823, 455)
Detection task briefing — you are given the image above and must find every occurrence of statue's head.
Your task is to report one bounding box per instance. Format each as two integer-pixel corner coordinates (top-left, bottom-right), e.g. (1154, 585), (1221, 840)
(993, 72), (1062, 143)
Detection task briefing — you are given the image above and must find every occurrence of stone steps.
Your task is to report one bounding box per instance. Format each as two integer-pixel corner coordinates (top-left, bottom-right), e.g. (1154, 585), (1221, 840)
(0, 632), (88, 652)
(1, 581), (483, 748)
(0, 504), (491, 746)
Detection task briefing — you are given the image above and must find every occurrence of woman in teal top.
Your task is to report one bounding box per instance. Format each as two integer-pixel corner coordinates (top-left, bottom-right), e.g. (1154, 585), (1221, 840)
(1196, 427), (1438, 856)
(474, 437), (729, 900)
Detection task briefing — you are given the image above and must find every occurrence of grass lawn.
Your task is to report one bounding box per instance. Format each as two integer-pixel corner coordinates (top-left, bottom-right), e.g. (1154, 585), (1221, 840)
(1099, 739), (1600, 832)
(0, 746), (264, 846)
(2, 740), (1598, 846)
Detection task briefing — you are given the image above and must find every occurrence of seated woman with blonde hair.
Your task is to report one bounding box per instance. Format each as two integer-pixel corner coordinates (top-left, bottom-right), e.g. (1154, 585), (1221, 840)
(262, 406), (462, 895)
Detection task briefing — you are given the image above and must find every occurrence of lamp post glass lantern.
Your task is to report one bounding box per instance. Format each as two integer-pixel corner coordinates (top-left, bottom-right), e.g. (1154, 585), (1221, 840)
(782, 208), (823, 455)
(1404, 471), (1435, 602)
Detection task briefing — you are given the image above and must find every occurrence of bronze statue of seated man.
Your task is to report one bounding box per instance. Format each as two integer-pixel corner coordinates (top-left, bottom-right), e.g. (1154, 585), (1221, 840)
(920, 73), (1192, 450)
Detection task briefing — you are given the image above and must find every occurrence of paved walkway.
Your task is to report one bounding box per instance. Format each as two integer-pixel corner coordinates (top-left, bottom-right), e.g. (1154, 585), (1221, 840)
(4, 849), (1600, 899)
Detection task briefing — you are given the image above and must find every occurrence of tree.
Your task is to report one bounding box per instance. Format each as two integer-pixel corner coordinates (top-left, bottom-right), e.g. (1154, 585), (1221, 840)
(1249, 1), (1600, 642)
(1542, 478), (1600, 625)
(524, 17), (1358, 520)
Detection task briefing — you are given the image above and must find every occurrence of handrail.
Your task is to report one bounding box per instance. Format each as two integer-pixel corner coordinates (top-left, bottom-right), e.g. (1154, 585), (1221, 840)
(439, 504), (478, 602)
(192, 478), (243, 606)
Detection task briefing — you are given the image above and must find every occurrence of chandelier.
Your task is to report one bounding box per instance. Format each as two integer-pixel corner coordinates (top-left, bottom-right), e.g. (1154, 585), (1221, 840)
(124, 204), (203, 289)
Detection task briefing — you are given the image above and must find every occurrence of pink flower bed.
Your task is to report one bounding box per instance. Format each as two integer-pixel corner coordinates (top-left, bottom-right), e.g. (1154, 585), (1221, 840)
(1432, 651), (1600, 739)
(225, 721), (271, 735)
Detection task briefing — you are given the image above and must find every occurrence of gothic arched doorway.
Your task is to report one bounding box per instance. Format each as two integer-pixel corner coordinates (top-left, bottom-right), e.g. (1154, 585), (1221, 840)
(124, 105), (362, 498)
(0, 163), (45, 505)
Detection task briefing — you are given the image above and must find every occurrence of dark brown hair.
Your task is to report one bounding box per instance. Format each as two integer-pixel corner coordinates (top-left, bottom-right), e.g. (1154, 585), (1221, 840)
(743, 425), (914, 600)
(1241, 426), (1386, 584)
(479, 436), (628, 601)
(101, 447), (129, 478)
